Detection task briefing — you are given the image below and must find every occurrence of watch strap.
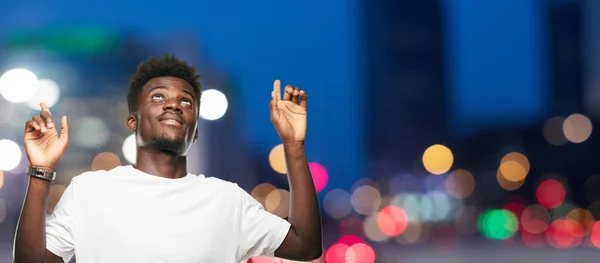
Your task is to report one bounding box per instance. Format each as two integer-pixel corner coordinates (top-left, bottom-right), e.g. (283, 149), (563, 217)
(26, 166), (56, 181)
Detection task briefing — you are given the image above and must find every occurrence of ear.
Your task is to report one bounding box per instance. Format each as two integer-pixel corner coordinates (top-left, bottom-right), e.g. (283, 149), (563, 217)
(127, 114), (137, 132)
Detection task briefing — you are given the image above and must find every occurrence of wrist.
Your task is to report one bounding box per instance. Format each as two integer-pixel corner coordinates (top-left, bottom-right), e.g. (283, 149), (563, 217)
(282, 141), (305, 148)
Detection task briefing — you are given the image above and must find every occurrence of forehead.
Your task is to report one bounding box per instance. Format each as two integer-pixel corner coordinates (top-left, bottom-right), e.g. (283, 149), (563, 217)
(142, 76), (195, 96)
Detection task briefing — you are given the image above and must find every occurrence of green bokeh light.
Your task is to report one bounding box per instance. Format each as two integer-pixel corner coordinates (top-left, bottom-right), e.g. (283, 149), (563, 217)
(478, 209), (519, 240)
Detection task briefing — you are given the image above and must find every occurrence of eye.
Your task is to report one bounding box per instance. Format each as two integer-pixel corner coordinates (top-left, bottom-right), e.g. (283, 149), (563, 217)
(151, 94), (164, 100)
(181, 98), (192, 106)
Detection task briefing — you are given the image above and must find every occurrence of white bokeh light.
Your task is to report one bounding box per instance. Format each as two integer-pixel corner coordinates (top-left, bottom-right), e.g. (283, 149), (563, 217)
(0, 139), (22, 171)
(199, 89), (228, 121)
(122, 134), (137, 164)
(74, 117), (110, 149)
(27, 79), (61, 110)
(0, 69), (38, 103)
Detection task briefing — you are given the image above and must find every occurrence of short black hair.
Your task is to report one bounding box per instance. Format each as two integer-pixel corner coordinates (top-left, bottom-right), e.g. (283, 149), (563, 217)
(127, 54), (202, 114)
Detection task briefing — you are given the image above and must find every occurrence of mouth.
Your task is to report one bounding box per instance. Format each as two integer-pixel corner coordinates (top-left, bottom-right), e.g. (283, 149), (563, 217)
(160, 119), (182, 126)
(158, 114), (184, 126)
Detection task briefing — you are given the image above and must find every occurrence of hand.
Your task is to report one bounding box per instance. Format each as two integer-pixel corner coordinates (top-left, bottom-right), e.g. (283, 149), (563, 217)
(24, 103), (70, 171)
(270, 80), (308, 143)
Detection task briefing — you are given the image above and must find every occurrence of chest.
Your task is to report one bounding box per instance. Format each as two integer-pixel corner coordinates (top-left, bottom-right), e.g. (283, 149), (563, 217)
(76, 187), (241, 262)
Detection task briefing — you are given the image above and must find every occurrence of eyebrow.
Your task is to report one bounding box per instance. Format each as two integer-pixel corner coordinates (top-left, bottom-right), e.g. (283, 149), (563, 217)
(147, 85), (196, 101)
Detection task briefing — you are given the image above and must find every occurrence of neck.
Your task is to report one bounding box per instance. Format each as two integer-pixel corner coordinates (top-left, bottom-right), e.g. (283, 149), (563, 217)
(134, 146), (188, 179)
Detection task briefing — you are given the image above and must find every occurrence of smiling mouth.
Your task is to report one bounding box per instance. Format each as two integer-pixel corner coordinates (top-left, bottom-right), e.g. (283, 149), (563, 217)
(160, 119), (182, 126)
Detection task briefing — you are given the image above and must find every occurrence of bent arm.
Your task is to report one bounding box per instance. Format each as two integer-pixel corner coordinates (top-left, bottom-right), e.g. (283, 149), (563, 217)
(14, 177), (61, 263)
(274, 142), (323, 261)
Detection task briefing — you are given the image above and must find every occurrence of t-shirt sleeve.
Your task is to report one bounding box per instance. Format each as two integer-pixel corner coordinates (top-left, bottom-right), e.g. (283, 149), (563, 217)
(237, 185), (291, 260)
(46, 181), (77, 262)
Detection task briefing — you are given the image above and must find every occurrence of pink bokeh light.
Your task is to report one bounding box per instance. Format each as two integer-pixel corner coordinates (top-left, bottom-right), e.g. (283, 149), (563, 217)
(309, 162), (328, 192)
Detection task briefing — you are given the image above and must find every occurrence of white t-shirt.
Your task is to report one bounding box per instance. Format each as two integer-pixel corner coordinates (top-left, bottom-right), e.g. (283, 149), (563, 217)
(46, 165), (291, 263)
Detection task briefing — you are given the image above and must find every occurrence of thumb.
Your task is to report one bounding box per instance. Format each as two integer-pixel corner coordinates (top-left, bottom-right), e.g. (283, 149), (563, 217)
(59, 116), (70, 145)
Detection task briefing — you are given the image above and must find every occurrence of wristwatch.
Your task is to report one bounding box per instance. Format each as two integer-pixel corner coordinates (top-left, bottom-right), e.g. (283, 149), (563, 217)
(26, 166), (56, 181)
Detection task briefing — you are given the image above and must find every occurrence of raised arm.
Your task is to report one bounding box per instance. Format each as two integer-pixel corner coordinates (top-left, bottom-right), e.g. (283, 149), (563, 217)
(14, 103), (69, 263)
(269, 80), (323, 261)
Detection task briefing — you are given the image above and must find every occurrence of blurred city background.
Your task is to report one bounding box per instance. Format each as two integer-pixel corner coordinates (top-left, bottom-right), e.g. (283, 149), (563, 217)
(1, 0), (600, 262)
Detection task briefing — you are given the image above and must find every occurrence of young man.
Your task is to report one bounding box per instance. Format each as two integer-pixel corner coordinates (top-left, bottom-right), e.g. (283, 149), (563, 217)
(14, 55), (322, 263)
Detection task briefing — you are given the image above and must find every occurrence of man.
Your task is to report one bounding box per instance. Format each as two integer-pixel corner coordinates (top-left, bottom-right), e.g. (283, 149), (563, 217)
(14, 55), (323, 263)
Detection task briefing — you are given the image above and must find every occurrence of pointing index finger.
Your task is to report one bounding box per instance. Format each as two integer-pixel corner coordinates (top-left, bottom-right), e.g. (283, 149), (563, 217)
(273, 80), (281, 101)
(40, 102), (52, 116)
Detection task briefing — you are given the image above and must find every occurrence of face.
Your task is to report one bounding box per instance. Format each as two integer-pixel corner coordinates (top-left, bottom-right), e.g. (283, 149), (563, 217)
(127, 76), (199, 156)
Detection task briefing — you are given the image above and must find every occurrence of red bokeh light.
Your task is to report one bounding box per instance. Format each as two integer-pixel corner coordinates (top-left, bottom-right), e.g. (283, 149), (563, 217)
(325, 243), (349, 263)
(338, 235), (364, 246)
(546, 219), (583, 249)
(376, 206), (408, 237)
(309, 162), (328, 192)
(536, 179), (566, 209)
(591, 221), (600, 248)
(346, 243), (376, 263)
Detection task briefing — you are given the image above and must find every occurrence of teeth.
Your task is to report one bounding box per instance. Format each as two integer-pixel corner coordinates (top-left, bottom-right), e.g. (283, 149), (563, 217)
(161, 119), (180, 124)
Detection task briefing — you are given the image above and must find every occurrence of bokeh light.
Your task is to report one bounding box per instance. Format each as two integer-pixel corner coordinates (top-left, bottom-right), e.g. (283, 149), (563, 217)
(496, 169), (525, 191)
(521, 204), (550, 234)
(199, 89), (228, 121)
(422, 144), (453, 174)
(498, 152), (529, 182)
(0, 68), (38, 103)
(0, 139), (22, 171)
(478, 209), (518, 240)
(308, 162), (328, 192)
(91, 152), (121, 171)
(323, 189), (352, 219)
(562, 113), (592, 143)
(445, 169), (475, 199)
(265, 189), (290, 218)
(536, 179), (566, 209)
(338, 235), (364, 246)
(591, 221), (600, 248)
(251, 183), (277, 207)
(346, 243), (376, 263)
(420, 191), (453, 222)
(376, 205), (408, 237)
(351, 185), (382, 215)
(74, 117), (110, 149)
(325, 243), (349, 263)
(268, 144), (286, 174)
(566, 208), (595, 235)
(122, 134), (137, 164)
(26, 79), (60, 110)
(546, 218), (584, 248)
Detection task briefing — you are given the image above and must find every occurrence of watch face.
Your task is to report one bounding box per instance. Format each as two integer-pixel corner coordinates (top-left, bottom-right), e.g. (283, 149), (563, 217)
(27, 167), (55, 180)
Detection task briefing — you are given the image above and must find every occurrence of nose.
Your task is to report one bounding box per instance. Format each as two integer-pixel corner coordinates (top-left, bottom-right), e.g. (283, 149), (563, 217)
(163, 98), (182, 113)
